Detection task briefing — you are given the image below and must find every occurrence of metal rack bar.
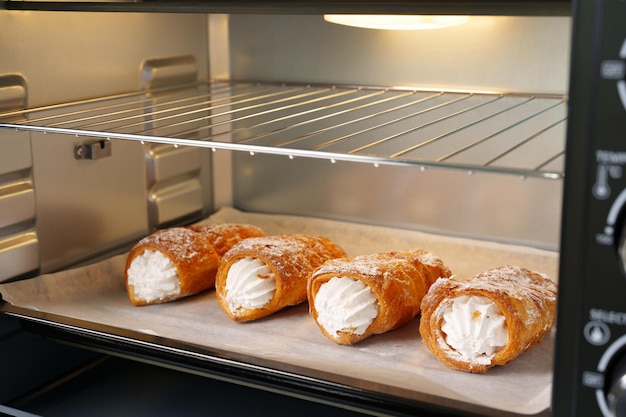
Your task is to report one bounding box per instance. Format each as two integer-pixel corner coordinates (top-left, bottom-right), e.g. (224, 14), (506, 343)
(184, 89), (385, 144)
(57, 83), (269, 130)
(434, 100), (564, 163)
(310, 93), (471, 151)
(233, 90), (420, 146)
(535, 149), (566, 172)
(0, 81), (567, 179)
(21, 82), (234, 127)
(355, 94), (506, 155)
(484, 117), (567, 166)
(117, 85), (330, 136)
(228, 90), (386, 134)
(144, 87), (356, 135)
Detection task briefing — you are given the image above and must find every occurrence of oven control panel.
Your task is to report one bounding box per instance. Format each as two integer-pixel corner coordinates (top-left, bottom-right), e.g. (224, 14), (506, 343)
(553, 0), (626, 416)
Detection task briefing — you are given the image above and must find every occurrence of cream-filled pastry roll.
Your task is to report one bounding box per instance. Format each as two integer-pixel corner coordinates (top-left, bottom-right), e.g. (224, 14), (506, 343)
(308, 249), (451, 345)
(216, 234), (347, 322)
(419, 265), (557, 373)
(186, 223), (266, 258)
(125, 228), (220, 306)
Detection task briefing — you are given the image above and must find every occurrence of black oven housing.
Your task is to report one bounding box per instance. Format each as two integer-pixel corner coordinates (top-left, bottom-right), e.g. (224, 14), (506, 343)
(554, 0), (626, 416)
(3, 0), (622, 416)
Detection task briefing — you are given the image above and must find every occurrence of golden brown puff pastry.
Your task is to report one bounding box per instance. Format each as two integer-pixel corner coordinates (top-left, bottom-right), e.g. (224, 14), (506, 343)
(187, 223), (266, 258)
(419, 265), (557, 373)
(215, 234), (347, 322)
(308, 249), (451, 345)
(125, 227), (220, 306)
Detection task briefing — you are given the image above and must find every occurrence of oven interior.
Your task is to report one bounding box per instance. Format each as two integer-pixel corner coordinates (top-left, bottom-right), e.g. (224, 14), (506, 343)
(0, 2), (572, 416)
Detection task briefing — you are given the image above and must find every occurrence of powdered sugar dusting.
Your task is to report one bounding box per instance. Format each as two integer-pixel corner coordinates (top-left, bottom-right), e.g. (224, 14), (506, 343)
(430, 265), (556, 307)
(224, 234), (346, 281)
(313, 256), (392, 280)
(312, 249), (448, 284)
(425, 265), (557, 371)
(135, 227), (210, 262)
(188, 223), (265, 257)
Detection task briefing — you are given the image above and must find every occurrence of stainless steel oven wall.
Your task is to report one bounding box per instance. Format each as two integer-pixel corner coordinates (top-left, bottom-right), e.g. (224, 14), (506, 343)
(233, 153), (563, 249)
(228, 15), (571, 94)
(0, 11), (214, 277)
(228, 14), (571, 250)
(0, 75), (37, 281)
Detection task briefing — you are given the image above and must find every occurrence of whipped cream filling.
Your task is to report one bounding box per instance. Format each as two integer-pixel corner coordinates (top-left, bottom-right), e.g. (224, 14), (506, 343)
(440, 295), (508, 365)
(127, 250), (180, 303)
(314, 277), (379, 338)
(225, 257), (275, 314)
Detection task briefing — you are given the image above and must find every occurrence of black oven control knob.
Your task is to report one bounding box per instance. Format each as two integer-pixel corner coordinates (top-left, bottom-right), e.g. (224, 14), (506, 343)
(596, 337), (626, 416)
(607, 354), (626, 416)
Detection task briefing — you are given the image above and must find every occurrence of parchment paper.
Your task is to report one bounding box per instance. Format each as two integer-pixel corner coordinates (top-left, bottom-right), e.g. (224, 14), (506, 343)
(0, 207), (559, 415)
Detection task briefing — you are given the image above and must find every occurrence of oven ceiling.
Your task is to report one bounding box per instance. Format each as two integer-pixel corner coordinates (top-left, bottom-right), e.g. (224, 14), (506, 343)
(1, 0), (571, 15)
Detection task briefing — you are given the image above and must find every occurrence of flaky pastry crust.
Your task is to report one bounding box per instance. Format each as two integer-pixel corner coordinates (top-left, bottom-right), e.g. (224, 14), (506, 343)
(308, 248), (451, 345)
(125, 227), (220, 306)
(216, 234), (346, 322)
(187, 223), (266, 258)
(419, 265), (557, 373)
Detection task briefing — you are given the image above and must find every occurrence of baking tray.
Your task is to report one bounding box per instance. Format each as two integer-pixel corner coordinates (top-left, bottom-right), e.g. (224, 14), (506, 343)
(0, 207), (558, 417)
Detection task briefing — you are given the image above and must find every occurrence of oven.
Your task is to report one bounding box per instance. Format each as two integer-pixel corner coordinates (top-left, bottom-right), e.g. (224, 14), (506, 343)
(0, 0), (621, 416)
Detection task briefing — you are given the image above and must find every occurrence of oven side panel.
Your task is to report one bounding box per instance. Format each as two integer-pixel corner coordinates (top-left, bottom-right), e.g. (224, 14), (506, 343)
(0, 11), (214, 274)
(0, 10), (217, 405)
(0, 11), (211, 105)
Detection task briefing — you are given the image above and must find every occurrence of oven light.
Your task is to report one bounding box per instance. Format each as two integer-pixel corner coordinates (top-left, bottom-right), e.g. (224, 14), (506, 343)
(323, 15), (469, 30)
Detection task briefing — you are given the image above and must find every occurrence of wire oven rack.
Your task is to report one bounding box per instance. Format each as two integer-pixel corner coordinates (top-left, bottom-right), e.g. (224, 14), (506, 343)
(0, 80), (567, 179)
